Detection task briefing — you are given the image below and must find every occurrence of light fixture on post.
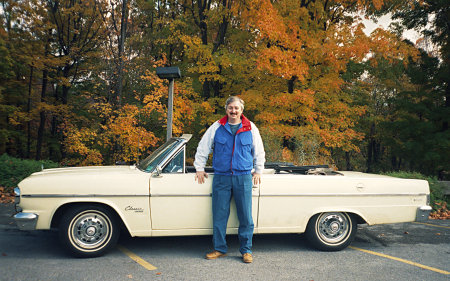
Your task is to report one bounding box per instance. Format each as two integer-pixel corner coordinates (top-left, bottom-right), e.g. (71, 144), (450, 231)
(156, 66), (181, 141)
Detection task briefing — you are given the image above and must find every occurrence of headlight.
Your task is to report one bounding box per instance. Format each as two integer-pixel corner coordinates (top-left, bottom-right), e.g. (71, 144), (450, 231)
(14, 187), (20, 204)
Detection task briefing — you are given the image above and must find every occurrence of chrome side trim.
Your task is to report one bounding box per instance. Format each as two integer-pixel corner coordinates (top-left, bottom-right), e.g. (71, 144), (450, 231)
(151, 194), (212, 197)
(22, 193), (427, 198)
(260, 193), (428, 197)
(150, 194), (259, 197)
(21, 194), (149, 198)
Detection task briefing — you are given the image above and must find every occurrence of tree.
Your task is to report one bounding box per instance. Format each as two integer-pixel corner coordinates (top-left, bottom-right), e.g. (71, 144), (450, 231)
(233, 0), (415, 165)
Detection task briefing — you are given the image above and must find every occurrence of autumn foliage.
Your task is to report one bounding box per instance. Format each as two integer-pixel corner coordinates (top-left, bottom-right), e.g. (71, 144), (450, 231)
(0, 0), (448, 181)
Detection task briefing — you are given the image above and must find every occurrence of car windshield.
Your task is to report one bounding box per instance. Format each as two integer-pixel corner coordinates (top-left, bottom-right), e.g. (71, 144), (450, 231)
(137, 139), (180, 172)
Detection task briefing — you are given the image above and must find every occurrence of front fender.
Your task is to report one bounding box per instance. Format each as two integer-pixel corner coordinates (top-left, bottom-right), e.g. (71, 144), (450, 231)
(20, 196), (152, 237)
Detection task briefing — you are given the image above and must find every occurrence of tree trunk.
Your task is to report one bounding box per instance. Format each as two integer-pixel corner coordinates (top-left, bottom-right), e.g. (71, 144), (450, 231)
(36, 68), (48, 160)
(49, 83), (59, 161)
(366, 123), (376, 172)
(391, 155), (397, 171)
(444, 82), (449, 131)
(345, 151), (352, 170)
(116, 0), (128, 107)
(27, 65), (34, 158)
(36, 31), (52, 160)
(288, 76), (297, 93)
(202, 80), (211, 99)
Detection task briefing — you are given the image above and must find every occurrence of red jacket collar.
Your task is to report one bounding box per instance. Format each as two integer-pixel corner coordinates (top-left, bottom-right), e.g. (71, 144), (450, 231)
(219, 114), (252, 132)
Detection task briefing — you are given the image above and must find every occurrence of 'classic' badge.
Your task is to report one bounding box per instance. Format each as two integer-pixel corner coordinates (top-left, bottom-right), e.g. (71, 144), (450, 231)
(125, 206), (144, 213)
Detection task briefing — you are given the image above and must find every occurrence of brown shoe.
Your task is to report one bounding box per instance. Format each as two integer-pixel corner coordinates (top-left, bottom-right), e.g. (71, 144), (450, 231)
(242, 253), (253, 263)
(205, 250), (227, 260)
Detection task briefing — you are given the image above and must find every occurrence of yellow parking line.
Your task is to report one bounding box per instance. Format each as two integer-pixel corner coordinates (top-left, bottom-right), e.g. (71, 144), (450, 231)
(349, 246), (449, 275)
(117, 245), (157, 271)
(413, 222), (450, 229)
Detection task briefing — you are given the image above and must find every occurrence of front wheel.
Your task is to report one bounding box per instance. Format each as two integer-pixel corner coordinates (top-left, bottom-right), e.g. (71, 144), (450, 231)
(305, 212), (356, 251)
(59, 205), (120, 258)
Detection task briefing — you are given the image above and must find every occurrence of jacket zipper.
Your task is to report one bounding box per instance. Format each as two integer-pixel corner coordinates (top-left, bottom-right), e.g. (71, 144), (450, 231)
(231, 131), (237, 175)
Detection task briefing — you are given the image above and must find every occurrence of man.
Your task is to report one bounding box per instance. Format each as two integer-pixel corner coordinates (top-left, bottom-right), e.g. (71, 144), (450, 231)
(194, 96), (265, 264)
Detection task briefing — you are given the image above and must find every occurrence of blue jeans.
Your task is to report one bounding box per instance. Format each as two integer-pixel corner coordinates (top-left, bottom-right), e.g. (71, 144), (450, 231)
(212, 174), (254, 254)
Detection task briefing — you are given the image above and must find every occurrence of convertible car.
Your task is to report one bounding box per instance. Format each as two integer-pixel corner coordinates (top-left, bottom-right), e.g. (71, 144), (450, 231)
(14, 135), (432, 257)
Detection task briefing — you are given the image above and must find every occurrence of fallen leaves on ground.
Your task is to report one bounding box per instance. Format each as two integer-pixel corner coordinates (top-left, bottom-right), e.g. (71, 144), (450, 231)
(0, 187), (14, 204)
(429, 202), (450, 220)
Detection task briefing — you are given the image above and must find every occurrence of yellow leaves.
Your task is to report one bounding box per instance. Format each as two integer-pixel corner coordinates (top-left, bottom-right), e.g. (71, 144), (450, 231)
(63, 122), (104, 166)
(90, 101), (113, 119)
(8, 111), (31, 126)
(282, 147), (294, 163)
(181, 35), (228, 83)
(181, 35), (210, 62)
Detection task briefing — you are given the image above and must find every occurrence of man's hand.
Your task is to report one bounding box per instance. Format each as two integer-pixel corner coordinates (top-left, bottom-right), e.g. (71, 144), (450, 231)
(252, 173), (261, 186)
(195, 171), (208, 184)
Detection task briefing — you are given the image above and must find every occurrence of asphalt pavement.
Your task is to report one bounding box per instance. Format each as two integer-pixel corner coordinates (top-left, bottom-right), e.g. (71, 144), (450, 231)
(1, 203), (449, 281)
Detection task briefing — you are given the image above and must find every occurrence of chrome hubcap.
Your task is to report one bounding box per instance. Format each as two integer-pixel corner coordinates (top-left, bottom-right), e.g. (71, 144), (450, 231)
(317, 213), (350, 244)
(86, 226), (96, 236)
(70, 211), (111, 250)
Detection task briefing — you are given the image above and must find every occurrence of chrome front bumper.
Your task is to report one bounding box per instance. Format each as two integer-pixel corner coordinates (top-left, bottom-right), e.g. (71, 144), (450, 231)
(416, 206), (432, 222)
(14, 212), (38, 230)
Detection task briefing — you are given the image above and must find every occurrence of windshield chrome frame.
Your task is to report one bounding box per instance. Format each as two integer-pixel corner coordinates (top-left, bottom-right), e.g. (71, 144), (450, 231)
(139, 137), (188, 173)
(158, 144), (186, 174)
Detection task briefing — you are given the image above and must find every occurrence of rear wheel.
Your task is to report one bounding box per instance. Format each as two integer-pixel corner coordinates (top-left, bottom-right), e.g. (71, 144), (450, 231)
(305, 212), (356, 251)
(59, 205), (120, 257)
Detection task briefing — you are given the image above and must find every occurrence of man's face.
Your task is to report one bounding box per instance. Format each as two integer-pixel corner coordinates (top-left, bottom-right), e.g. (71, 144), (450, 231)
(226, 101), (243, 123)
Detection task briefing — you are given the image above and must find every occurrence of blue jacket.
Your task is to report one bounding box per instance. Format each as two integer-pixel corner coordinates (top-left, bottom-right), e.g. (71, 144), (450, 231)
(212, 115), (254, 175)
(194, 115), (266, 176)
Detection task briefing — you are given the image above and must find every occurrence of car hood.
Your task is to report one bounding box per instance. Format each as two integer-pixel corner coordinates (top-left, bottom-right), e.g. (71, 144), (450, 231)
(18, 166), (151, 196)
(31, 165), (137, 176)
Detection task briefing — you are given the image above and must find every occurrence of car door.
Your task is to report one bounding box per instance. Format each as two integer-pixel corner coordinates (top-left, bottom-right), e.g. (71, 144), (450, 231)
(149, 148), (260, 232)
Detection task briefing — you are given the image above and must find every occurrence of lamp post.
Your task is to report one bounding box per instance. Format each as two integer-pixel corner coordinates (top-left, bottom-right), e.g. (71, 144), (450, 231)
(156, 66), (181, 141)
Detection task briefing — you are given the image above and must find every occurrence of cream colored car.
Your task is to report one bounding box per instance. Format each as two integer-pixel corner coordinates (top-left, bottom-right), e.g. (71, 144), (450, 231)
(14, 135), (432, 257)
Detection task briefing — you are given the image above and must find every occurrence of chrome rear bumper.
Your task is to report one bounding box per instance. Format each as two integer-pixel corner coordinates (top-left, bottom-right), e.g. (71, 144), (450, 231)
(14, 212), (38, 230)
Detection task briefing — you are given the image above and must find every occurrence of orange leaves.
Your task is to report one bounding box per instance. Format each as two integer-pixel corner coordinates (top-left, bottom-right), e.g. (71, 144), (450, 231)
(107, 104), (159, 163)
(429, 202), (450, 220)
(367, 28), (419, 66)
(236, 0), (311, 80)
(235, 0), (410, 166)
(430, 201), (450, 220)
(281, 147), (294, 163)
(63, 102), (160, 166)
(257, 47), (309, 81)
(171, 83), (201, 135)
(250, 89), (315, 122)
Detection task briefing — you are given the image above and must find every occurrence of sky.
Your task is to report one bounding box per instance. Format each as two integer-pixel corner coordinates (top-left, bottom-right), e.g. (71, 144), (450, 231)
(363, 14), (421, 43)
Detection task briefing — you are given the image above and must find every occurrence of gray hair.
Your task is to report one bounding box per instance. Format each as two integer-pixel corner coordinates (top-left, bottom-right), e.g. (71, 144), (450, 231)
(225, 96), (245, 110)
